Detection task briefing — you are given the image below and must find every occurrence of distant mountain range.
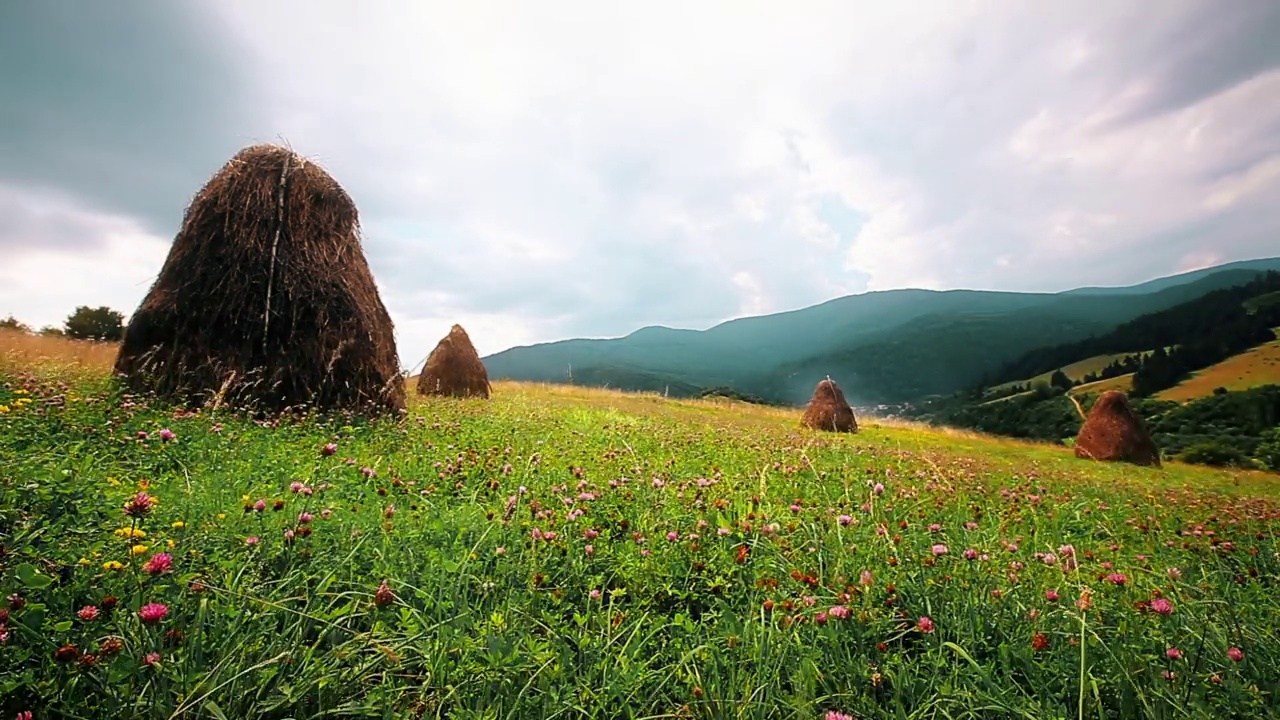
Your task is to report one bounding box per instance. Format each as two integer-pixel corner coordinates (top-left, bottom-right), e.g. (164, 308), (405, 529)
(481, 257), (1280, 406)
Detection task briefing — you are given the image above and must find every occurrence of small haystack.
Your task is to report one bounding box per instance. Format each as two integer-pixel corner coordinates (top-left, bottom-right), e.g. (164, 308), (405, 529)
(416, 324), (491, 399)
(1073, 390), (1161, 467)
(801, 376), (858, 433)
(114, 144), (406, 416)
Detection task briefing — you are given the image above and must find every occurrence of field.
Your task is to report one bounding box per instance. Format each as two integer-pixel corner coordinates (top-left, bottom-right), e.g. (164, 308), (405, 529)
(1070, 373), (1135, 398)
(988, 354), (1139, 396)
(2, 335), (1279, 719)
(1157, 337), (1280, 403)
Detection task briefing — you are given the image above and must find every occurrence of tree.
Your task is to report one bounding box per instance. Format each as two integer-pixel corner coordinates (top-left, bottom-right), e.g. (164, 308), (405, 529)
(0, 315), (31, 333)
(1049, 369), (1073, 392)
(64, 306), (125, 341)
(38, 326), (65, 337)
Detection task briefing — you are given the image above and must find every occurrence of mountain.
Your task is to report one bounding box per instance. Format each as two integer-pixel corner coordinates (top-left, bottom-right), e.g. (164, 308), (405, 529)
(482, 257), (1280, 406)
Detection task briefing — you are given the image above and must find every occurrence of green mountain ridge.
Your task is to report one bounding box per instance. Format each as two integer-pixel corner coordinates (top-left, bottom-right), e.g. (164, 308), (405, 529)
(482, 257), (1280, 406)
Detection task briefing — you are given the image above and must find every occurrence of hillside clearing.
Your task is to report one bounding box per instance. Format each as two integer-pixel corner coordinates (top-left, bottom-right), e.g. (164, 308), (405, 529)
(1157, 336), (1280, 402)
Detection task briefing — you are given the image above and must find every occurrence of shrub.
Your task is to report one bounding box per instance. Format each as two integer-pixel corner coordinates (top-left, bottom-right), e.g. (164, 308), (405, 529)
(1179, 441), (1254, 469)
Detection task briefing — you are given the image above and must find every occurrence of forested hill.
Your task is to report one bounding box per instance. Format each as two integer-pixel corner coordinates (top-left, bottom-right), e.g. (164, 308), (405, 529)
(985, 270), (1280, 392)
(482, 257), (1280, 406)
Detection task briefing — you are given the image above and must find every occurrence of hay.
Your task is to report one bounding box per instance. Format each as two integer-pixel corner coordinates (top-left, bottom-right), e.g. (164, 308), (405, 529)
(416, 324), (491, 399)
(1073, 390), (1161, 467)
(113, 144), (406, 417)
(800, 377), (858, 433)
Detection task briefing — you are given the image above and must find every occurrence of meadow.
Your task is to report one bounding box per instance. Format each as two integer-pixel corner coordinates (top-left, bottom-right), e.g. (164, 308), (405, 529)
(1, 334), (1278, 719)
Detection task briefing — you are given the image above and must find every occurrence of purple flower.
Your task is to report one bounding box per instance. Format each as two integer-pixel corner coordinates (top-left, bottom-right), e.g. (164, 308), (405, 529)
(931, 544), (948, 556)
(158, 428), (175, 442)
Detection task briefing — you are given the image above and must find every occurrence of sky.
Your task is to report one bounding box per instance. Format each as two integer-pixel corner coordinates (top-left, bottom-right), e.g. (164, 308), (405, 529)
(2, 1), (1279, 368)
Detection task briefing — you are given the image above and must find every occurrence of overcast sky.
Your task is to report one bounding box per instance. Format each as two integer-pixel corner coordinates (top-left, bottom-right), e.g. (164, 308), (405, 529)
(3, 1), (1279, 366)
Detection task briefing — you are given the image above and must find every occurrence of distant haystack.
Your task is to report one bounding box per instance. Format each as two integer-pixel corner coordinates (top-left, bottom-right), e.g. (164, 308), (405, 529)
(1074, 390), (1161, 467)
(801, 377), (858, 433)
(416, 324), (491, 399)
(113, 144), (406, 416)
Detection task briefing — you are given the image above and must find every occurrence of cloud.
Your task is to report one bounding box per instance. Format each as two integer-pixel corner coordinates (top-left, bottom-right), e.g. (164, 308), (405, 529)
(2, 0), (1279, 362)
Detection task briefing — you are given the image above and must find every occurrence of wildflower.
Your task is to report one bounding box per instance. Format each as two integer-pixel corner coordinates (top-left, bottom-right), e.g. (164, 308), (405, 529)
(829, 605), (849, 619)
(158, 428), (175, 441)
(298, 512), (314, 524)
(495, 547), (506, 555)
(99, 637), (124, 656)
(321, 508), (333, 519)
(1058, 544), (1075, 558)
(7, 594), (25, 611)
(825, 710), (854, 720)
(321, 442), (337, 456)
(130, 544), (149, 556)
(78, 605), (100, 621)
(100, 595), (119, 611)
(931, 544), (948, 556)
(1150, 598), (1174, 615)
(585, 544), (595, 556)
(838, 514), (853, 526)
(137, 431), (149, 440)
(361, 467), (376, 478)
(860, 570), (874, 587)
(102, 561), (124, 571)
(963, 548), (978, 560)
(1032, 632), (1050, 652)
(114, 527), (146, 539)
(916, 616), (935, 634)
(171, 521), (184, 529)
(254, 499), (267, 512)
(1076, 587), (1093, 610)
(1227, 647), (1244, 662)
(1045, 589), (1060, 602)
(143, 652), (161, 667)
(55, 644), (81, 663)
(283, 529), (295, 541)
(873, 483), (885, 495)
(383, 505), (396, 519)
(142, 553), (173, 575)
(964, 521), (978, 530)
(0, 628), (8, 645)
(928, 523), (942, 532)
(374, 580), (395, 608)
(138, 603), (170, 626)
(1106, 573), (1127, 586)
(814, 611), (828, 625)
(1167, 567), (1182, 580)
(718, 527), (731, 536)
(245, 536), (260, 546)
(1167, 647), (1182, 660)
(123, 491), (154, 517)
(589, 589), (602, 600)
(666, 531), (679, 542)
(1162, 670), (1175, 682)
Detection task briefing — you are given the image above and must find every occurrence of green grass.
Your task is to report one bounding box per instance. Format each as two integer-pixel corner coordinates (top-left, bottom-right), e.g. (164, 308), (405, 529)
(2, 366), (1279, 719)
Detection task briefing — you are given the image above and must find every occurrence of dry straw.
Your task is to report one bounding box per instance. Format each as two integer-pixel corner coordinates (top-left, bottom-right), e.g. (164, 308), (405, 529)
(1073, 390), (1161, 467)
(113, 144), (406, 416)
(416, 324), (491, 399)
(800, 376), (858, 433)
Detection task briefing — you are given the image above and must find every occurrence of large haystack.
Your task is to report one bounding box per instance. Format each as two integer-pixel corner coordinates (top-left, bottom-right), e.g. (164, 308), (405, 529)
(800, 377), (858, 433)
(1074, 390), (1161, 467)
(416, 324), (491, 399)
(114, 144), (406, 416)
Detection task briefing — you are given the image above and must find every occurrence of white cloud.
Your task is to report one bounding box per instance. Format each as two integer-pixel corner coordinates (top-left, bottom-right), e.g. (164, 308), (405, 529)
(0, 183), (170, 329)
(3, 0), (1280, 362)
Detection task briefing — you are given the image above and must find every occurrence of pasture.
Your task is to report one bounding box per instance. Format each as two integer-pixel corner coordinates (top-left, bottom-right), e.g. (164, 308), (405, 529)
(1, 334), (1277, 719)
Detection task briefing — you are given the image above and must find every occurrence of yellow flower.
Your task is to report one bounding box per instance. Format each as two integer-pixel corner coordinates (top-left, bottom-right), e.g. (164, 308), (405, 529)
(107, 477), (120, 486)
(166, 540), (176, 549)
(103, 561), (124, 571)
(130, 544), (149, 556)
(77, 558), (91, 566)
(114, 527), (146, 539)
(241, 494), (251, 502)
(171, 521), (185, 529)
(0, 405), (9, 414)
(138, 480), (150, 490)
(13, 388), (28, 395)
(216, 513), (226, 520)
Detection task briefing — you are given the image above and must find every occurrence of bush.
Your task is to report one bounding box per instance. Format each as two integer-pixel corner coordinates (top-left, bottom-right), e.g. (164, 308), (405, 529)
(1257, 428), (1280, 472)
(1179, 441), (1254, 469)
(0, 315), (31, 333)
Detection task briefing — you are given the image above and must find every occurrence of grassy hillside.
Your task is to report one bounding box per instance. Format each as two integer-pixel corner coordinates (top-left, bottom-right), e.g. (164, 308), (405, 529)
(1157, 335), (1280, 402)
(485, 260), (1280, 406)
(3, 334), (1280, 718)
(989, 353), (1137, 395)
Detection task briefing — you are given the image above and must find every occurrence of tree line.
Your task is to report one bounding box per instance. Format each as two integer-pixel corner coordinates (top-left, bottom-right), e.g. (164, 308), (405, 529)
(0, 306), (127, 342)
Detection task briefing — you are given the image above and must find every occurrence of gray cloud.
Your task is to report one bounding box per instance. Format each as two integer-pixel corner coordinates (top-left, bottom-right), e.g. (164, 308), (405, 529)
(3, 0), (1280, 362)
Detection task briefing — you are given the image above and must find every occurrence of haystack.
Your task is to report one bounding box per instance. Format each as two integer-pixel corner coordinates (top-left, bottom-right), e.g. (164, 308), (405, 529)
(416, 324), (491, 399)
(1073, 390), (1161, 467)
(800, 377), (858, 432)
(113, 144), (406, 416)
